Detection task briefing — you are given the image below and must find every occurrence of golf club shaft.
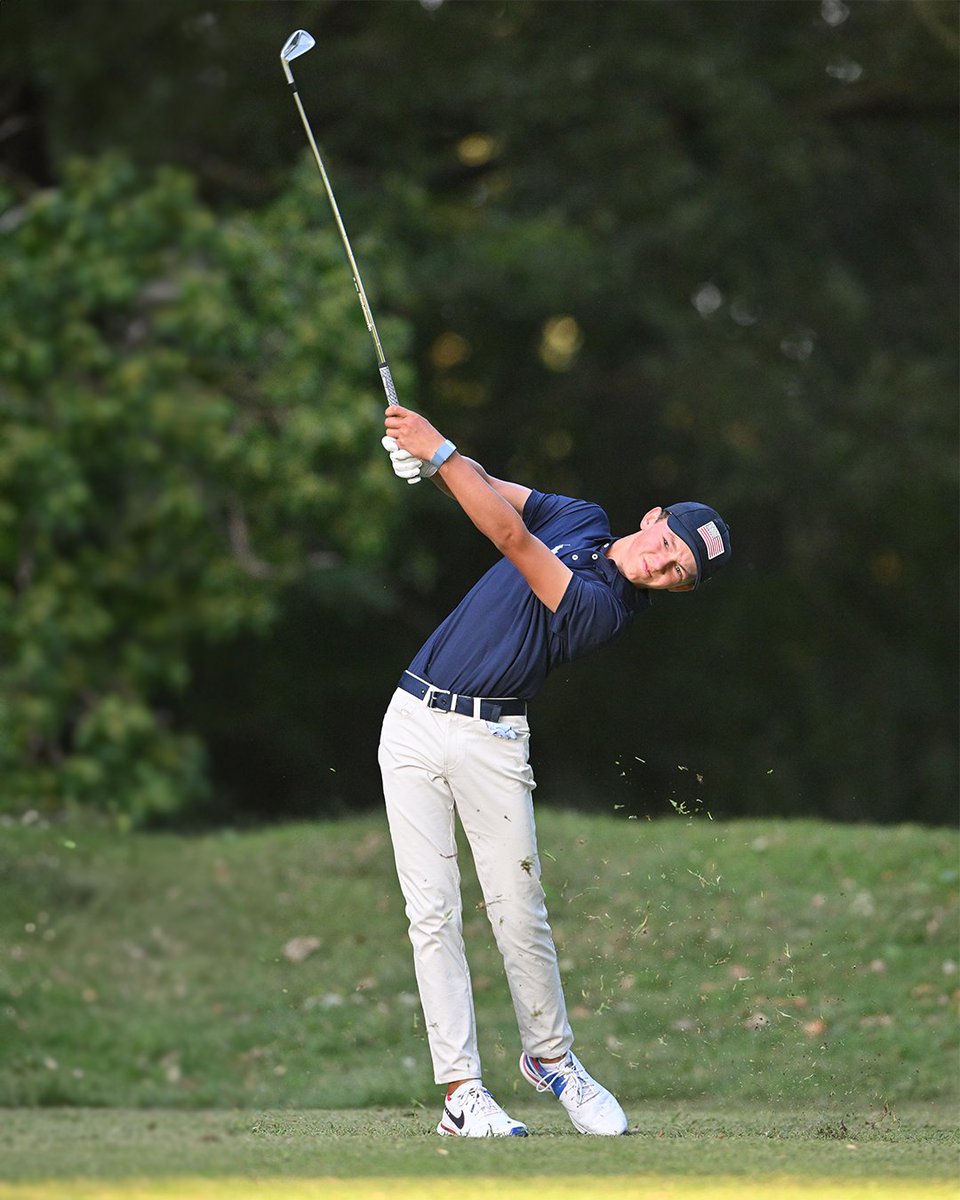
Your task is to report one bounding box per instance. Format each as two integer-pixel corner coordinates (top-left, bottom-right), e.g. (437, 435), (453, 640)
(285, 76), (398, 406)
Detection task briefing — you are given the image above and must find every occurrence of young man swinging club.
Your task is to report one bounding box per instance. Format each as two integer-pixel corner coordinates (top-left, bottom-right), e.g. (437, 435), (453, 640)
(379, 404), (731, 1137)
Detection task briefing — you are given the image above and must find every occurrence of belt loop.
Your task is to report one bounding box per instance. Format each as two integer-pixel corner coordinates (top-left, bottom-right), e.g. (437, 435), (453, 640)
(449, 693), (458, 715)
(472, 697), (481, 719)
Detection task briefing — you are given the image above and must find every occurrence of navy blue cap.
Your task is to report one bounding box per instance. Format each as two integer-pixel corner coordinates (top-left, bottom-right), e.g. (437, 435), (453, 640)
(665, 502), (731, 589)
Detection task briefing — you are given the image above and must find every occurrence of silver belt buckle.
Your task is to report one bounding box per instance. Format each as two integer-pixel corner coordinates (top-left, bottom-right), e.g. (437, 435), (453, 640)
(426, 686), (450, 713)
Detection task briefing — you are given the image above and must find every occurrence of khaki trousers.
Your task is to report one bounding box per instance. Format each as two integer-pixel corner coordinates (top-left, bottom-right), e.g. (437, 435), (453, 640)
(378, 686), (573, 1084)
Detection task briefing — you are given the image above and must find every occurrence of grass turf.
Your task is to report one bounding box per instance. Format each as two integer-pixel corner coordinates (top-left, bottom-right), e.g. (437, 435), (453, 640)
(0, 1103), (956, 1191)
(2, 812), (957, 1192)
(1, 811), (956, 1112)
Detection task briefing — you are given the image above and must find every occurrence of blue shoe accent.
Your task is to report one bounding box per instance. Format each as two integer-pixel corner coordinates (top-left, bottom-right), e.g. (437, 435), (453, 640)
(521, 1052), (569, 1098)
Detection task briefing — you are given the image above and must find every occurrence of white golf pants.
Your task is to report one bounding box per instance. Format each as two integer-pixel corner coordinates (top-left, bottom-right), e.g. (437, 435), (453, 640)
(378, 686), (573, 1084)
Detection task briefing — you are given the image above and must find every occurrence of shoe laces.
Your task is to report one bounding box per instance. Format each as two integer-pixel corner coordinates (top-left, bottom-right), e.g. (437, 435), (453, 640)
(461, 1083), (504, 1118)
(535, 1055), (595, 1104)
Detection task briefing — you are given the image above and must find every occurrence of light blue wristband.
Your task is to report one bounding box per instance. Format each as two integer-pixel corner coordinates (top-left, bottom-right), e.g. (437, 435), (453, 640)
(430, 439), (458, 468)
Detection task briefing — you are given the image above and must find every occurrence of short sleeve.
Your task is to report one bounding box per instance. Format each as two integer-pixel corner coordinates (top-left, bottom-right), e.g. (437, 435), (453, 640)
(523, 491), (610, 542)
(549, 574), (630, 660)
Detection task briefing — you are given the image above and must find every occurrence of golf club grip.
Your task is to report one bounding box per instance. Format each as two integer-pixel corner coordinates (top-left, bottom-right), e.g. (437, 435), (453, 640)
(379, 362), (399, 406)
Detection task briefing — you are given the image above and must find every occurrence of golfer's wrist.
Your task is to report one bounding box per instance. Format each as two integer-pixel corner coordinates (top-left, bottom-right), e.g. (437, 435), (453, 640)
(430, 439), (458, 469)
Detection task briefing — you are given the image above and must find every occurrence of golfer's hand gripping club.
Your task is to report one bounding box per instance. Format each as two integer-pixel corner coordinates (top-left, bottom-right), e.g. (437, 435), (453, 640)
(381, 435), (424, 485)
(384, 406), (448, 485)
(280, 30), (400, 412)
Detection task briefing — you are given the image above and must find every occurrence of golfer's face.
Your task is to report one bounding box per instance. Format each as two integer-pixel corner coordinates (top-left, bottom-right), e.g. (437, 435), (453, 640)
(627, 513), (697, 591)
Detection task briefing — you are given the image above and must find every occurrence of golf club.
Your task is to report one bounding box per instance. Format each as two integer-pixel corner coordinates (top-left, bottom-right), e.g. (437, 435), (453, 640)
(280, 29), (398, 406)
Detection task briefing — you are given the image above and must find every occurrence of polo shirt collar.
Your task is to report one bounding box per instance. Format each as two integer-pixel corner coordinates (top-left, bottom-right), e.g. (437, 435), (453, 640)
(599, 541), (650, 612)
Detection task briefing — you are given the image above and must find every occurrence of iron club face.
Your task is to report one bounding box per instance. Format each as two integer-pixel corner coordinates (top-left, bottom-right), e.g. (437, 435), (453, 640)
(281, 29), (315, 64)
(280, 30), (315, 85)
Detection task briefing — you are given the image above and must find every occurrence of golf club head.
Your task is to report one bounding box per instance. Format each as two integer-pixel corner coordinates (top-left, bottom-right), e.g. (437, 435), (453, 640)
(281, 30), (315, 63)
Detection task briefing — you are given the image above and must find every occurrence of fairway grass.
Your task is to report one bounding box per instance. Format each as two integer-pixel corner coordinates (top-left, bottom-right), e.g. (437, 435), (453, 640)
(1, 814), (957, 1197)
(0, 1104), (956, 1195)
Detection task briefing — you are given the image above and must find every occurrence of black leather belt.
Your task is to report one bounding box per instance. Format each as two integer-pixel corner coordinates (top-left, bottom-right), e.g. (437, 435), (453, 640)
(398, 672), (527, 722)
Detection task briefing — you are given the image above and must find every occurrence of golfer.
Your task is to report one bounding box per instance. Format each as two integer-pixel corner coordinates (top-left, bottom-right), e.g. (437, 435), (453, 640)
(379, 405), (731, 1137)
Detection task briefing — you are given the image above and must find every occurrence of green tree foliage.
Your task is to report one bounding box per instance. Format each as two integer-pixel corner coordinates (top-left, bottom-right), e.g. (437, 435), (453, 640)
(0, 155), (406, 821)
(0, 1), (956, 823)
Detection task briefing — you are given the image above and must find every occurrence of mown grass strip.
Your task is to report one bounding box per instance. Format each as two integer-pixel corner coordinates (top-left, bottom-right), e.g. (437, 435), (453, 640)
(1, 1177), (958, 1200)
(3, 1105), (957, 1187)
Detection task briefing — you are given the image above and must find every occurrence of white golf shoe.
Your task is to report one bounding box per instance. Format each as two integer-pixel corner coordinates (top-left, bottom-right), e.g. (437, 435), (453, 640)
(437, 1081), (529, 1138)
(520, 1050), (628, 1135)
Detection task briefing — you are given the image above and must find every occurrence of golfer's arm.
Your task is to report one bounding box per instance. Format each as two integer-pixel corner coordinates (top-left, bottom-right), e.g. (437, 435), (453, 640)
(437, 454), (570, 612)
(431, 455), (531, 514)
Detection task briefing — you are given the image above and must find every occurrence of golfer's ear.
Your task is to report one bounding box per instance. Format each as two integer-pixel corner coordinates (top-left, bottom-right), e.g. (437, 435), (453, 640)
(639, 506), (663, 529)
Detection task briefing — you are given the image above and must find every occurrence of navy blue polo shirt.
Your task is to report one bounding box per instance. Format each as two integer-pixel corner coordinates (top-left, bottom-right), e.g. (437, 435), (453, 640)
(406, 490), (650, 701)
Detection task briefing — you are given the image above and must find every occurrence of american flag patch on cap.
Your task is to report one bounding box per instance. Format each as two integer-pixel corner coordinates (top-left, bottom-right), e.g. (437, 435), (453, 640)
(697, 521), (724, 560)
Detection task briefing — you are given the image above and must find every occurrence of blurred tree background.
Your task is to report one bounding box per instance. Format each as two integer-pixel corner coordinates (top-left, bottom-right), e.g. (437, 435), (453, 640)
(0, 0), (955, 826)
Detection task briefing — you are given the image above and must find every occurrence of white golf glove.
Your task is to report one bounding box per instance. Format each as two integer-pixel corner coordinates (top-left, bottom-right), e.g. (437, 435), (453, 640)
(381, 435), (423, 485)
